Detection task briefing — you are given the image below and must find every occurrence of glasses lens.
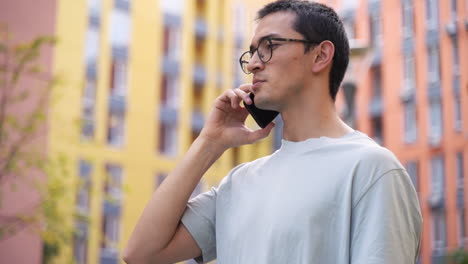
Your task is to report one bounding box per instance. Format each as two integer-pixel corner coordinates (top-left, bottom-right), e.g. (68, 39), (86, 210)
(240, 51), (252, 74)
(258, 38), (272, 63)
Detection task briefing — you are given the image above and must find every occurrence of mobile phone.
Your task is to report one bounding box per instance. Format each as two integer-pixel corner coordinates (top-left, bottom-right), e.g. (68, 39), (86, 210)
(243, 93), (279, 128)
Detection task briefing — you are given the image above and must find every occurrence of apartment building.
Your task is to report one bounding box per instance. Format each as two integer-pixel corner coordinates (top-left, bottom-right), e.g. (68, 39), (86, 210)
(0, 0), (274, 263)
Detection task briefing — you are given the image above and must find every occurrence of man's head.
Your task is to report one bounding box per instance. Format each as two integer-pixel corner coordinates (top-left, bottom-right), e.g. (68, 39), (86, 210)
(244, 0), (349, 105)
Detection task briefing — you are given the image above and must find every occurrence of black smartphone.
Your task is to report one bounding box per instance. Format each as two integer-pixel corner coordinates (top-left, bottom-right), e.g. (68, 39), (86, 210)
(243, 93), (279, 128)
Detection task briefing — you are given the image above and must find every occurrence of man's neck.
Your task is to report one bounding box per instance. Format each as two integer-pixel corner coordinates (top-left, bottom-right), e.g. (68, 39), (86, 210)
(280, 94), (353, 142)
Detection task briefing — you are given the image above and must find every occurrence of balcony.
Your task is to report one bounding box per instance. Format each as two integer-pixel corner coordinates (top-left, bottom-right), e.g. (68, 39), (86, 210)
(108, 94), (126, 115)
(400, 85), (415, 103)
(159, 105), (178, 124)
(89, 12), (100, 28)
(426, 29), (440, 47)
(195, 18), (208, 38)
(112, 45), (128, 60)
(86, 62), (97, 81)
(193, 64), (206, 84)
(428, 81), (442, 101)
(79, 161), (92, 177)
(192, 111), (205, 133)
(81, 119), (95, 139)
(369, 97), (383, 117)
(164, 13), (181, 27)
(162, 56), (180, 76)
(103, 200), (121, 217)
(453, 75), (461, 95)
(114, 0), (130, 11)
(371, 48), (382, 66)
(457, 186), (464, 209)
(431, 248), (447, 264)
(100, 247), (118, 264)
(401, 37), (414, 55)
(445, 19), (458, 37)
(428, 192), (445, 210)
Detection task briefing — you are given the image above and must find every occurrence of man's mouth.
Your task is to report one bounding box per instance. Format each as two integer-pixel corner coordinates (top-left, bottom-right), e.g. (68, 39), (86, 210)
(252, 79), (266, 90)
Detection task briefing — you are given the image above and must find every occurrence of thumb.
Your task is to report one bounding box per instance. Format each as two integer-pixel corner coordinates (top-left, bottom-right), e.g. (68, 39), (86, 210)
(247, 122), (276, 143)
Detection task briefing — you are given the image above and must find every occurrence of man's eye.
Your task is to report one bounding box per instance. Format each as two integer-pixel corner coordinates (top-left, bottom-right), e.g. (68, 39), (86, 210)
(267, 43), (280, 49)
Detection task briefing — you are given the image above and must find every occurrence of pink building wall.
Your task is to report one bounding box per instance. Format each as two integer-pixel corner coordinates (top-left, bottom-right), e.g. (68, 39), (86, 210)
(0, 0), (56, 263)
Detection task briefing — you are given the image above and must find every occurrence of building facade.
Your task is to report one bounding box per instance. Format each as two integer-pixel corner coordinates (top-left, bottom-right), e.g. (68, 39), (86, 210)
(329, 0), (468, 263)
(1, 0), (274, 263)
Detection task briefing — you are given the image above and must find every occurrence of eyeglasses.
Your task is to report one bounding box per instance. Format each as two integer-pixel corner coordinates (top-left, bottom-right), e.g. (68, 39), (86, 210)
(239, 37), (318, 74)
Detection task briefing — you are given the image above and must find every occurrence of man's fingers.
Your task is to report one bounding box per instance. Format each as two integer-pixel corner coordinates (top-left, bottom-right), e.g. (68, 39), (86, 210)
(248, 122), (275, 143)
(237, 83), (253, 93)
(232, 88), (252, 105)
(225, 89), (240, 109)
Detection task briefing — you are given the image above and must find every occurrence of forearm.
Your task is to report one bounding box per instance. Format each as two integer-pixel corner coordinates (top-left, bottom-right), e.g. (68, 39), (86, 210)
(124, 137), (225, 261)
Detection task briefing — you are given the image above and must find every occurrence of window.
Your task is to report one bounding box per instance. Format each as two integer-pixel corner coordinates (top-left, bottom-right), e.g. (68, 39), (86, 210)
(74, 230), (88, 264)
(406, 161), (419, 192)
(371, 116), (383, 145)
(163, 25), (181, 60)
(104, 164), (123, 202)
(451, 0), (458, 18)
(457, 152), (465, 203)
(107, 113), (125, 146)
(109, 8), (131, 48)
(159, 122), (178, 157)
(403, 53), (416, 92)
(452, 38), (460, 75)
(110, 58), (127, 96)
(155, 173), (168, 189)
(161, 0), (185, 15)
(74, 160), (92, 264)
(431, 155), (445, 196)
(101, 164), (123, 250)
(455, 95), (463, 132)
(459, 209), (466, 247)
(432, 210), (447, 253)
(77, 160), (92, 214)
(88, 0), (101, 16)
(457, 153), (465, 187)
(452, 38), (462, 132)
(161, 75), (179, 108)
(404, 101), (417, 144)
(402, 0), (415, 38)
(426, 0), (439, 30)
(428, 100), (443, 145)
(372, 67), (382, 98)
(81, 79), (96, 139)
(428, 45), (440, 83)
(82, 25), (100, 140)
(370, 10), (382, 47)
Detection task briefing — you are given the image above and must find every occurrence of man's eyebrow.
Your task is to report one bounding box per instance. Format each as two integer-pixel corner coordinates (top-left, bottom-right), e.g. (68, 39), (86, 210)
(249, 33), (282, 52)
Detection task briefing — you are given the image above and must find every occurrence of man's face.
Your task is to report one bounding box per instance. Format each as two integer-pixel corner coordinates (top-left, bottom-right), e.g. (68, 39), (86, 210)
(247, 11), (316, 111)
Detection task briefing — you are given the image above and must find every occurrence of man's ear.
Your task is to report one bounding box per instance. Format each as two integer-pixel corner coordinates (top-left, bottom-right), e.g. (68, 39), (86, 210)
(311, 41), (335, 73)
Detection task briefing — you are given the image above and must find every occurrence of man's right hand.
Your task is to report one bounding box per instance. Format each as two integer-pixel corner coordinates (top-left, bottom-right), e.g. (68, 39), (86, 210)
(198, 84), (276, 152)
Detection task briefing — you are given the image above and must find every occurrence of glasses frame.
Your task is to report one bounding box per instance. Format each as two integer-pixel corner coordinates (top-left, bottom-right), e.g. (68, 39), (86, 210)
(239, 37), (318, 74)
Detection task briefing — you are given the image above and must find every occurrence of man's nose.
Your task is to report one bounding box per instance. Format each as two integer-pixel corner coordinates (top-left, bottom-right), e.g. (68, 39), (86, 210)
(246, 51), (264, 73)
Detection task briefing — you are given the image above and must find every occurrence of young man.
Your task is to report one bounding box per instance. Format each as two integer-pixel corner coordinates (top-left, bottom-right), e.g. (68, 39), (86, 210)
(124, 1), (422, 263)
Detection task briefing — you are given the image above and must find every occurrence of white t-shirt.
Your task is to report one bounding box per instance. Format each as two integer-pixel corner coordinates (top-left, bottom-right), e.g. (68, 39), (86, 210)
(181, 131), (422, 264)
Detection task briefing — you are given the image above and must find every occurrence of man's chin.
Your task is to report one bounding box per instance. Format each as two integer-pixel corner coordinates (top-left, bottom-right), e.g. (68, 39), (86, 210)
(255, 99), (277, 111)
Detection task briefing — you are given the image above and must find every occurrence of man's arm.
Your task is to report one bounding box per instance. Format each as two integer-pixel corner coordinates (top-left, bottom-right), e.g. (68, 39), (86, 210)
(350, 169), (422, 264)
(123, 86), (275, 264)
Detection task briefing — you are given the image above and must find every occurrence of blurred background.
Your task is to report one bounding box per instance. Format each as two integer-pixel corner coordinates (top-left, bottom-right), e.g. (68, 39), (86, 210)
(0, 0), (466, 263)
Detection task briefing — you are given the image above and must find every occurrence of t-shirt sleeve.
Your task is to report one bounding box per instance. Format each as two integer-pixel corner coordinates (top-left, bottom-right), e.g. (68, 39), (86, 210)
(350, 169), (422, 264)
(181, 187), (217, 263)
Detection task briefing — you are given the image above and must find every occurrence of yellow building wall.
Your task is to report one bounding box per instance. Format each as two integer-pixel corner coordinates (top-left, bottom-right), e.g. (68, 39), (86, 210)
(49, 0), (276, 263)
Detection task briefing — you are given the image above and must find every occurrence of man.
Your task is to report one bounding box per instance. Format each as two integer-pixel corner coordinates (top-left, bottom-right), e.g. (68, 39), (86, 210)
(124, 1), (422, 263)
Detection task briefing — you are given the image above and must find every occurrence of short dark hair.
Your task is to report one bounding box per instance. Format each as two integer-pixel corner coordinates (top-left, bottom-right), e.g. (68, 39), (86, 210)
(257, 0), (350, 101)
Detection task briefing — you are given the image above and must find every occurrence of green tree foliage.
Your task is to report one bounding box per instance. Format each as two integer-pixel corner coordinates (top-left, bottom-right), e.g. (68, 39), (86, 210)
(0, 25), (75, 263)
(450, 248), (468, 264)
